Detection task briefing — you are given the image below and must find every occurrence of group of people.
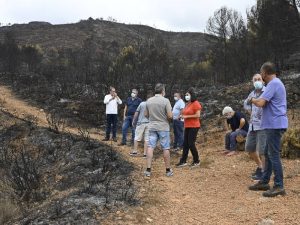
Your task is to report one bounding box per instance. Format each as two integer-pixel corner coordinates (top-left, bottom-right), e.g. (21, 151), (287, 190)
(103, 61), (288, 198)
(103, 84), (202, 177)
(221, 62), (288, 197)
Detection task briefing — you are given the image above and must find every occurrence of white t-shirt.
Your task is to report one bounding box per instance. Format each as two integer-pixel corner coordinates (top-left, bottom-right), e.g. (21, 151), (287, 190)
(104, 94), (122, 114)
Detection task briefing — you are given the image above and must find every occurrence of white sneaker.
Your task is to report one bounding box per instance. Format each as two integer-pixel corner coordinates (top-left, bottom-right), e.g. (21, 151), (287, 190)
(166, 169), (174, 177)
(144, 170), (151, 177)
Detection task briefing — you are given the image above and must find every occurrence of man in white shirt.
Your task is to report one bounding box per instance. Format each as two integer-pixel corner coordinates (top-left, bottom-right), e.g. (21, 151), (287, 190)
(103, 86), (122, 141)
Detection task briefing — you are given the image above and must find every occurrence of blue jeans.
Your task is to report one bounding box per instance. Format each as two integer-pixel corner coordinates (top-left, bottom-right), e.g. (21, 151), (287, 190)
(261, 129), (285, 188)
(122, 115), (135, 144)
(173, 120), (184, 148)
(105, 114), (118, 139)
(225, 129), (247, 151)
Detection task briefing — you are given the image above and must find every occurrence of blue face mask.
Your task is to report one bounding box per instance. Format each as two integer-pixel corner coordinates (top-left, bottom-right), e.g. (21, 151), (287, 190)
(254, 81), (263, 90)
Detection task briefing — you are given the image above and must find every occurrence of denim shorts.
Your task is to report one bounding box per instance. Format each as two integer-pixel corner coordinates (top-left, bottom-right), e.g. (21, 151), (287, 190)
(245, 130), (267, 155)
(148, 130), (170, 150)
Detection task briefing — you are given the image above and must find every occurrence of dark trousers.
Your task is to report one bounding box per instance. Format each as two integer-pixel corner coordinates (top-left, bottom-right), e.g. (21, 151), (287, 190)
(121, 115), (135, 144)
(225, 129), (247, 151)
(180, 128), (200, 163)
(262, 129), (285, 188)
(173, 120), (184, 148)
(105, 114), (118, 139)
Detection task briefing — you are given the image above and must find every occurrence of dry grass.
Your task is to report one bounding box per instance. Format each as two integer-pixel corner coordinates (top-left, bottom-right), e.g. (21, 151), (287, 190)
(237, 151), (252, 162)
(285, 161), (300, 179)
(200, 154), (215, 168)
(0, 200), (19, 224)
(141, 181), (163, 206)
(0, 96), (6, 105)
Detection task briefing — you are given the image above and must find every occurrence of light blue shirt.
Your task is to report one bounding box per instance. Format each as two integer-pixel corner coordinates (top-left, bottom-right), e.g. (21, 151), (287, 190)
(136, 101), (149, 125)
(244, 87), (265, 131)
(172, 99), (185, 119)
(260, 78), (288, 129)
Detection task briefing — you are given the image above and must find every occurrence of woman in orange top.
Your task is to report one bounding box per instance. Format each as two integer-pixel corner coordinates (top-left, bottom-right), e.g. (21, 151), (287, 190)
(176, 87), (202, 168)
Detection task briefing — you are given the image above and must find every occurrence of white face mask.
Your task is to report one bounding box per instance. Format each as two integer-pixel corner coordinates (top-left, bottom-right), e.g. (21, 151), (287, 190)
(185, 95), (191, 101)
(226, 113), (233, 119)
(174, 96), (178, 101)
(131, 93), (136, 98)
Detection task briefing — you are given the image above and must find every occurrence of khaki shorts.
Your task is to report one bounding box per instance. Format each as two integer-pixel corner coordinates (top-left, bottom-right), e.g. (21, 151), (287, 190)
(134, 123), (149, 142)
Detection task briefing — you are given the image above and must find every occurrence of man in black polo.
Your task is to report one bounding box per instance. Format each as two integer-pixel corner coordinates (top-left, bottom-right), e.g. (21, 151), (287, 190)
(222, 106), (249, 156)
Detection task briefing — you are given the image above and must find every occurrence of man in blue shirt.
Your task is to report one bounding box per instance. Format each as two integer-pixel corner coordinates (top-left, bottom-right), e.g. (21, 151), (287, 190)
(249, 62), (288, 197)
(120, 89), (142, 145)
(172, 92), (185, 151)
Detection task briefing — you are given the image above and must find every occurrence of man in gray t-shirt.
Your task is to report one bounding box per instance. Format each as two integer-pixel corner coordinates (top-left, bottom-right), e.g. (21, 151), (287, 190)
(144, 83), (173, 178)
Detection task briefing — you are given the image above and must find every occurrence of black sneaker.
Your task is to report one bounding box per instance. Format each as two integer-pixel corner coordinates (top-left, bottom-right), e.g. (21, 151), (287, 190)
(102, 137), (109, 141)
(252, 174), (263, 181)
(129, 152), (138, 156)
(248, 181), (270, 191)
(174, 147), (182, 152)
(112, 137), (117, 142)
(190, 162), (200, 168)
(262, 187), (286, 197)
(251, 167), (262, 178)
(176, 162), (188, 168)
(118, 142), (126, 146)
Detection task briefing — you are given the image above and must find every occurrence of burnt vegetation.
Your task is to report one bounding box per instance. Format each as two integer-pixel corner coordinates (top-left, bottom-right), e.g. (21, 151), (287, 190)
(0, 110), (138, 224)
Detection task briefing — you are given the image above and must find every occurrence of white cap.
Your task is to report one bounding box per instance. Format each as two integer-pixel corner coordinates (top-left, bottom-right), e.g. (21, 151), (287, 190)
(222, 106), (234, 115)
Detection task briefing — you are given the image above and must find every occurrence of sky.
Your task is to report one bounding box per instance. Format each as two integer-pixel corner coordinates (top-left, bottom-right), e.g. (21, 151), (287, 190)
(0, 0), (256, 32)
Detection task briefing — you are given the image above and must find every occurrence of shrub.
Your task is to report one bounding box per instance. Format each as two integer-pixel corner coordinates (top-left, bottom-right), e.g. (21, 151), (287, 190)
(46, 110), (66, 133)
(281, 128), (300, 158)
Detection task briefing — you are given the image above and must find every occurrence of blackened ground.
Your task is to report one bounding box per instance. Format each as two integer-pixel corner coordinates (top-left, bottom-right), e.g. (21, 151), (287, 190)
(0, 110), (139, 225)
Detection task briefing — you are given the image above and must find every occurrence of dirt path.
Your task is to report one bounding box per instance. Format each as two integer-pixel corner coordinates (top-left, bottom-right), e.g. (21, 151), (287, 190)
(0, 85), (48, 126)
(1, 85), (300, 225)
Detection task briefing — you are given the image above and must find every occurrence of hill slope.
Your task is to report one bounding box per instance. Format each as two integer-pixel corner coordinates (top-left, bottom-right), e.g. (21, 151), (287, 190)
(0, 20), (212, 61)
